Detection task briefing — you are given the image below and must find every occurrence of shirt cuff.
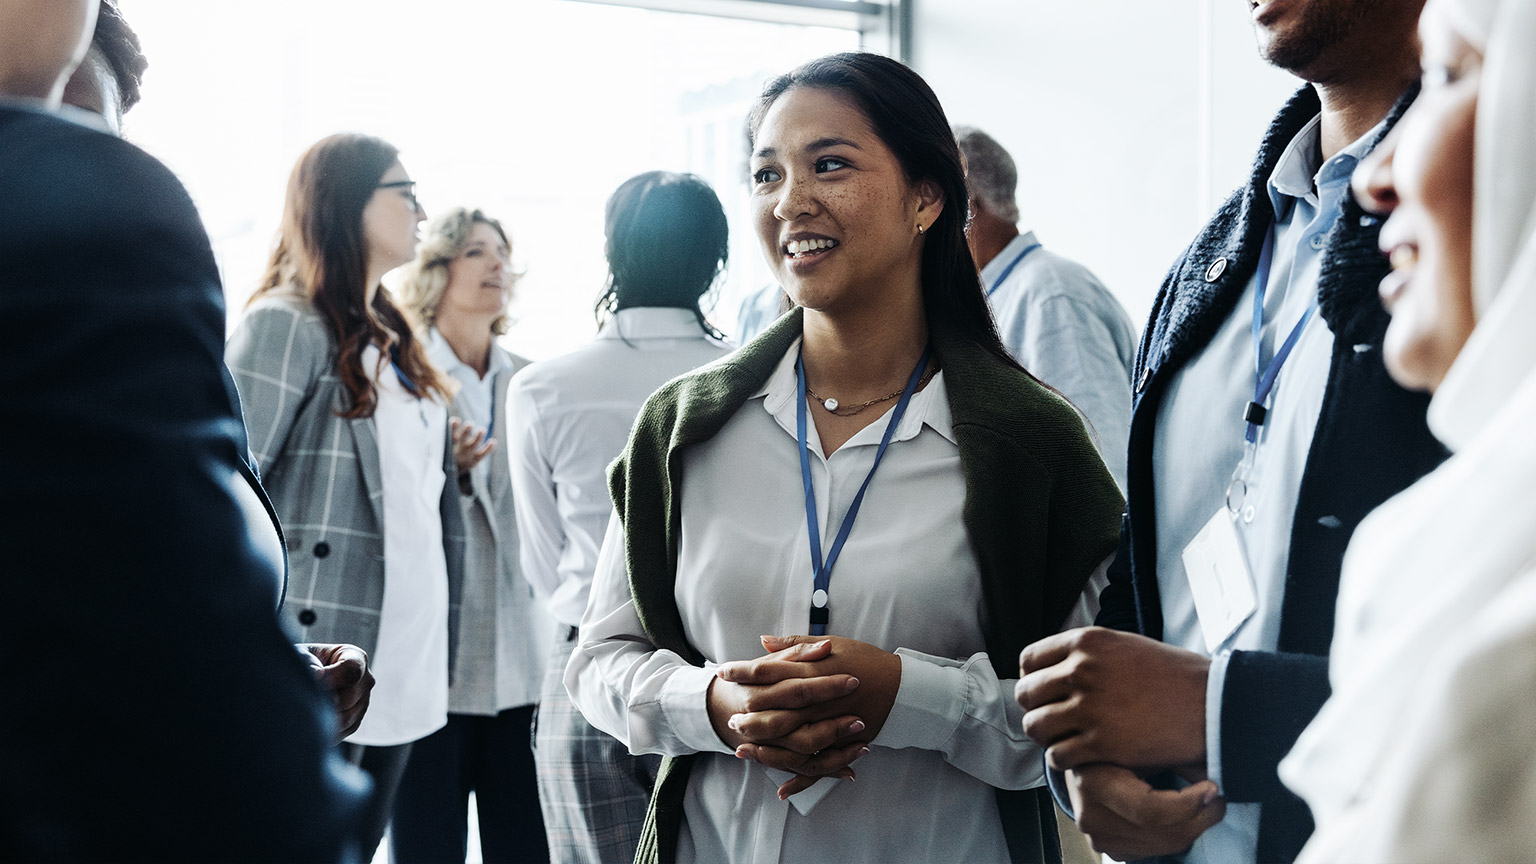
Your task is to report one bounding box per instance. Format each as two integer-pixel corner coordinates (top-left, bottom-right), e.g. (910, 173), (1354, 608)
(1206, 650), (1231, 793)
(875, 650), (966, 751)
(659, 662), (731, 755)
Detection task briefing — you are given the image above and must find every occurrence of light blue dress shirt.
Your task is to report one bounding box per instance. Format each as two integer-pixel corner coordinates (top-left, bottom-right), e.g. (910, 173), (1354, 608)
(1148, 114), (1380, 864)
(982, 232), (1135, 490)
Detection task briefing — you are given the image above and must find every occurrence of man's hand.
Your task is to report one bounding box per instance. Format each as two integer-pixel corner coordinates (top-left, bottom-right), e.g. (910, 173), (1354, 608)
(301, 643), (374, 740)
(1065, 764), (1225, 860)
(1017, 626), (1209, 771)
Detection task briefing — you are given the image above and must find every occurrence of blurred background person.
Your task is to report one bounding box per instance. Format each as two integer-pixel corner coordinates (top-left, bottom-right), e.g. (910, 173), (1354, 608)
(1281, 0), (1536, 859)
(1, 0), (367, 858)
(226, 132), (462, 861)
(506, 170), (731, 864)
(396, 206), (552, 863)
(59, 0), (142, 134)
(954, 125), (1134, 490)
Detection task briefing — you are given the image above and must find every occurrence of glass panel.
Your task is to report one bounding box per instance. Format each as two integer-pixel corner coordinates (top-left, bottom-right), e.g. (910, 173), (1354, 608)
(119, 0), (858, 355)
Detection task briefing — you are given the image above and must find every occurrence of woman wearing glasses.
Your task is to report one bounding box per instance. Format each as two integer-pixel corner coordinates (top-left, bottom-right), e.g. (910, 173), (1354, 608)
(226, 133), (466, 860)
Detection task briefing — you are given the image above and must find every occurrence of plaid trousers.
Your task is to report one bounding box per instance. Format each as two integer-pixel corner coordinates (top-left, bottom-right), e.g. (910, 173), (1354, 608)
(534, 627), (661, 864)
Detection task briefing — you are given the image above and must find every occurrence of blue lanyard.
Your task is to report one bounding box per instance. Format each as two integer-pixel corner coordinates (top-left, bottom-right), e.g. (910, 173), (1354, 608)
(796, 345), (932, 636)
(986, 242), (1042, 296)
(1244, 222), (1319, 443)
(388, 351), (430, 427)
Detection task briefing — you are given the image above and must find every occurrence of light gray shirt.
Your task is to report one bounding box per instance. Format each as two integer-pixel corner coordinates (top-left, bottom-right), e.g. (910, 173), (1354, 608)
(1151, 115), (1380, 864)
(981, 232), (1135, 490)
(506, 307), (731, 628)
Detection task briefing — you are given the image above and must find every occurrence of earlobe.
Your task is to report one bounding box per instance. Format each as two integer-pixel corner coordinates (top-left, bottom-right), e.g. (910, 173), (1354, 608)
(915, 180), (945, 228)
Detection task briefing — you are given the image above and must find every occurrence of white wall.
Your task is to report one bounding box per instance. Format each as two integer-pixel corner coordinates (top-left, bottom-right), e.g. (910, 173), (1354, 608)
(911, 0), (1301, 329)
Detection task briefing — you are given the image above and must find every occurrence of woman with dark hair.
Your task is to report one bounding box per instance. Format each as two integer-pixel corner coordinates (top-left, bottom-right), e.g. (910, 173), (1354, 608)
(226, 132), (464, 859)
(506, 171), (732, 864)
(566, 53), (1123, 863)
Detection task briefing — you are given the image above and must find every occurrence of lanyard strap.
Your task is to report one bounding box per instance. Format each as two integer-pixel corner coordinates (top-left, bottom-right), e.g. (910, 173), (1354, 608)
(985, 242), (1042, 296)
(388, 350), (430, 427)
(1244, 223), (1319, 443)
(796, 345), (932, 636)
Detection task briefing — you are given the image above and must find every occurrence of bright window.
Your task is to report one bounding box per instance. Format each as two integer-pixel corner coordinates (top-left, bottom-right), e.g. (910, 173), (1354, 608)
(120, 0), (861, 357)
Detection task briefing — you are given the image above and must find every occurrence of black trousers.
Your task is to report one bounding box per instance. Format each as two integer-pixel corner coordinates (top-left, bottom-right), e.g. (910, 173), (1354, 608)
(391, 707), (548, 864)
(341, 741), (415, 862)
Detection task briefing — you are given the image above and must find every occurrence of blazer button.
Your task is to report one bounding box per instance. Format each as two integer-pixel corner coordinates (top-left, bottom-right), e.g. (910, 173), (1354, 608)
(313, 541), (330, 558)
(298, 609), (317, 626)
(1205, 258), (1228, 282)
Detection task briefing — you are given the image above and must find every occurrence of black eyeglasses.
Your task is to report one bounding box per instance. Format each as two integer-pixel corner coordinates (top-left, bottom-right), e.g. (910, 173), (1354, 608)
(376, 180), (420, 212)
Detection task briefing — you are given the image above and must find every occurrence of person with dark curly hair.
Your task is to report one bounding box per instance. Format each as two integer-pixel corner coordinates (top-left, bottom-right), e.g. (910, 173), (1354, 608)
(61, 0), (144, 134)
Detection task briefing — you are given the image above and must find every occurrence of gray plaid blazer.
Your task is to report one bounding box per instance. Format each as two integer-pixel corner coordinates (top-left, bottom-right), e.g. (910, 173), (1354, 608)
(226, 292), (465, 665)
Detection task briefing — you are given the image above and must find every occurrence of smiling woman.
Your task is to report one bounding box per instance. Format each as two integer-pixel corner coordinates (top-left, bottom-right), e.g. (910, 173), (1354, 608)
(563, 52), (1125, 864)
(1277, 0), (1536, 859)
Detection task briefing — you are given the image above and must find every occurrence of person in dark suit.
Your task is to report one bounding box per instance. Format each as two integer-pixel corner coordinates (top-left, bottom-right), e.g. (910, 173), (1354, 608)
(0, 1), (368, 859)
(1016, 2), (1448, 863)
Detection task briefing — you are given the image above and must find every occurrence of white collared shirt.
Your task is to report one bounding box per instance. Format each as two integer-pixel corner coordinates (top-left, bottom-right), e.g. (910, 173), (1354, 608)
(1151, 115), (1383, 863)
(506, 307), (732, 628)
(427, 328), (511, 487)
(346, 345), (450, 746)
(566, 338), (1106, 864)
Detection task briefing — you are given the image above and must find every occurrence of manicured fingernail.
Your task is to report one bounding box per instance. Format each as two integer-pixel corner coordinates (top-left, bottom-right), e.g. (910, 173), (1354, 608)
(728, 715), (741, 730)
(814, 640), (831, 650)
(848, 720), (866, 734)
(735, 747), (746, 759)
(854, 747), (870, 762)
(844, 677), (860, 693)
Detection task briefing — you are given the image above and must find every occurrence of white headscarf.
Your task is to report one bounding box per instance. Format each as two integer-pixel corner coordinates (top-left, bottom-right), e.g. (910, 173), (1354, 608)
(1280, 0), (1536, 859)
(1428, 0), (1536, 449)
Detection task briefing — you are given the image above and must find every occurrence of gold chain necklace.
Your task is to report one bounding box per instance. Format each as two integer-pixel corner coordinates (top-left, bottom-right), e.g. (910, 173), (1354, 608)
(806, 366), (939, 417)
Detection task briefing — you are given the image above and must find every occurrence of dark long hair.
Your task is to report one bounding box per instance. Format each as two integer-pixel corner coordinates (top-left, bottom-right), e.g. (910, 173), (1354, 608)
(594, 170), (727, 339)
(251, 133), (450, 418)
(747, 52), (1020, 371)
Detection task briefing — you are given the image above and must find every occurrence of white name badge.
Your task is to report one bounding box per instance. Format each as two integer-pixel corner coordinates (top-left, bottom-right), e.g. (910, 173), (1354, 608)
(1181, 509), (1258, 653)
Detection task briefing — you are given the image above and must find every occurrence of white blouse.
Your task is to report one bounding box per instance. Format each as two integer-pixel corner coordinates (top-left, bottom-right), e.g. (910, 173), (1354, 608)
(346, 345), (450, 747)
(567, 340), (1103, 863)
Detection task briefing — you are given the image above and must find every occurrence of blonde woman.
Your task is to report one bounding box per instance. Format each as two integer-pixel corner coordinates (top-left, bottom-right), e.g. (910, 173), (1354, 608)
(394, 208), (551, 863)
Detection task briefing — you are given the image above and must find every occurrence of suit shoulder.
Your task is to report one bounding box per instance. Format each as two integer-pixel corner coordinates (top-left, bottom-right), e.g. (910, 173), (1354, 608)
(1, 109), (199, 227)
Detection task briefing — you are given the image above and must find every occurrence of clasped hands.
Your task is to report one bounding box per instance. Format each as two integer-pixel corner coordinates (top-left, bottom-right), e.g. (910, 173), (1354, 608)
(1015, 626), (1223, 859)
(707, 634), (901, 800)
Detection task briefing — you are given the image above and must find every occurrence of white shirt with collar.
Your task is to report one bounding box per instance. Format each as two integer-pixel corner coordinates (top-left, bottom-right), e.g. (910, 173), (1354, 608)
(1150, 115), (1383, 863)
(427, 327), (511, 488)
(346, 345), (451, 746)
(566, 337), (1106, 864)
(506, 307), (731, 629)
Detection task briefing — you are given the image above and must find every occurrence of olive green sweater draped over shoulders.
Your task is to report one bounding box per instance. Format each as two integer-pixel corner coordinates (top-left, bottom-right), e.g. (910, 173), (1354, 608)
(608, 307), (1124, 864)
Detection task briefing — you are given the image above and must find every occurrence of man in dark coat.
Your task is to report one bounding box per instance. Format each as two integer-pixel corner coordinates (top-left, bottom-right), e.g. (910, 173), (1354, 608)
(0, 1), (368, 859)
(1017, 2), (1446, 862)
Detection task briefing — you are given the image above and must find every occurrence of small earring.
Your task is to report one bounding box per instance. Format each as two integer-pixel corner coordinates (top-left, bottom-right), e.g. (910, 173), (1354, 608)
(917, 224), (926, 235)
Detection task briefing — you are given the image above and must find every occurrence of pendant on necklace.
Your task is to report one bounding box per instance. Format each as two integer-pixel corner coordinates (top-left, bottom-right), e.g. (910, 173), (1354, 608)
(823, 398), (839, 411)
